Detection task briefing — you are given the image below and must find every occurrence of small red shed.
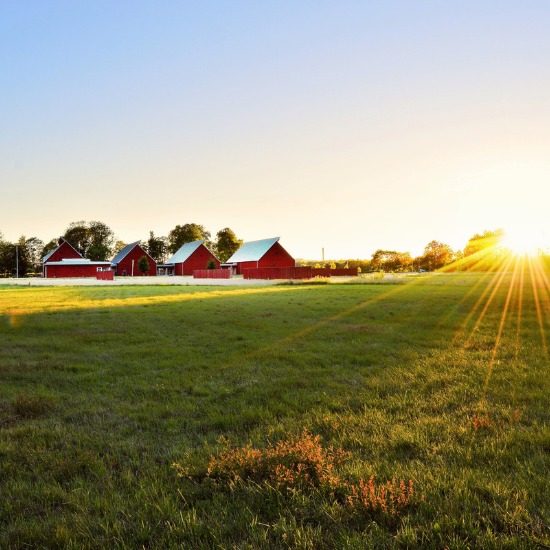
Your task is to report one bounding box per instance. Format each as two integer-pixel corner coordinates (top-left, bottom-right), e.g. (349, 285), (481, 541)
(111, 241), (157, 276)
(167, 239), (220, 276)
(226, 237), (294, 275)
(44, 259), (113, 278)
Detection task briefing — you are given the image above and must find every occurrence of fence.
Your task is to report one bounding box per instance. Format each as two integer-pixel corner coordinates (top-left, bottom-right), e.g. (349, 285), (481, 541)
(311, 268), (358, 277)
(96, 270), (114, 280)
(193, 269), (232, 279)
(243, 266), (312, 280)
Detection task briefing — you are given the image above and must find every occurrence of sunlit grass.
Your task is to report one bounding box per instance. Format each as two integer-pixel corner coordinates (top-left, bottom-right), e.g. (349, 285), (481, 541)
(1, 272), (549, 548)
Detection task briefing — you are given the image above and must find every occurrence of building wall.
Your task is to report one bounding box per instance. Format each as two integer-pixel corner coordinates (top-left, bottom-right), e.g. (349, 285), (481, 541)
(115, 245), (157, 276)
(45, 264), (105, 278)
(46, 242), (82, 263)
(236, 241), (294, 274)
(175, 245), (220, 276)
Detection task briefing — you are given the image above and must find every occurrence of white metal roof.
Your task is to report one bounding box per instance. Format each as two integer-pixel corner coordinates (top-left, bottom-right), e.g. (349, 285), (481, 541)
(166, 240), (214, 265)
(226, 237), (279, 263)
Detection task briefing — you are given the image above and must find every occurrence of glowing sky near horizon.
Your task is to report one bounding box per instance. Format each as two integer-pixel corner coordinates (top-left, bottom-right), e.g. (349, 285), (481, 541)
(1, 1), (550, 259)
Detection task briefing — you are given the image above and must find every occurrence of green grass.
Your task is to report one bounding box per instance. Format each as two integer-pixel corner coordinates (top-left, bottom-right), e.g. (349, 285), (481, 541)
(0, 274), (549, 549)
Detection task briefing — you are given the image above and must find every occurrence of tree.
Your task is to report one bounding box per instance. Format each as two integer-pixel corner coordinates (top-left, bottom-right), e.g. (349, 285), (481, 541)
(371, 250), (412, 272)
(214, 228), (242, 263)
(206, 258), (217, 270)
(144, 231), (168, 263)
(168, 224), (211, 254)
(24, 237), (44, 272)
(463, 229), (505, 257)
(137, 255), (150, 275)
(0, 236), (32, 276)
(63, 221), (90, 257)
(63, 221), (115, 260)
(112, 241), (127, 256)
(42, 239), (59, 259)
(87, 221), (115, 261)
(422, 241), (454, 270)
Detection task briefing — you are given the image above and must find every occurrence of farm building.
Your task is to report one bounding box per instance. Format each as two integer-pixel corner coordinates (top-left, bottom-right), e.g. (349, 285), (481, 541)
(111, 241), (157, 276)
(166, 239), (220, 275)
(225, 237), (294, 275)
(42, 238), (111, 278)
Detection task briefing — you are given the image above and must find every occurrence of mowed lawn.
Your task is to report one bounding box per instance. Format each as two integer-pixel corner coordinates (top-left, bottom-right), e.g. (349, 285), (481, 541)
(1, 275), (549, 549)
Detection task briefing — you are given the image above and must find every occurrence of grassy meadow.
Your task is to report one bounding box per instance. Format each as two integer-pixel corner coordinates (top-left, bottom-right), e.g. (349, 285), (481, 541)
(1, 273), (549, 549)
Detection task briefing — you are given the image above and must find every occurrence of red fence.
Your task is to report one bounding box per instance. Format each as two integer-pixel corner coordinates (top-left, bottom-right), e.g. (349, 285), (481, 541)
(96, 270), (114, 280)
(243, 266), (312, 280)
(311, 268), (358, 277)
(193, 269), (232, 279)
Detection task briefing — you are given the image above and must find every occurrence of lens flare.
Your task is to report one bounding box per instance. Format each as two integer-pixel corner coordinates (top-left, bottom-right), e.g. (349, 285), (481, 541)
(501, 228), (548, 257)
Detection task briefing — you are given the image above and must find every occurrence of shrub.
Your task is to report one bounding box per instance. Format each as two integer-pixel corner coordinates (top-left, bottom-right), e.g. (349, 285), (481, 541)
(175, 429), (350, 491)
(9, 394), (54, 418)
(206, 259), (217, 270)
(347, 475), (421, 516)
(137, 255), (150, 275)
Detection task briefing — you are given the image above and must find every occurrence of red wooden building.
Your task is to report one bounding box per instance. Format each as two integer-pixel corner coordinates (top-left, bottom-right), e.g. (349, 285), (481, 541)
(225, 237), (294, 275)
(42, 238), (112, 278)
(111, 241), (157, 276)
(166, 239), (220, 276)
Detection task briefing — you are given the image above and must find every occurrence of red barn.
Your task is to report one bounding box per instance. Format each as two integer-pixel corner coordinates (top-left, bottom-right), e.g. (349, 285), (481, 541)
(167, 239), (220, 275)
(42, 238), (111, 278)
(226, 237), (294, 275)
(111, 241), (157, 276)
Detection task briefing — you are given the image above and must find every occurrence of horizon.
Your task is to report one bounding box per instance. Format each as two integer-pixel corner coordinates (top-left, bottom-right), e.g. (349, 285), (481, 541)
(2, 2), (550, 258)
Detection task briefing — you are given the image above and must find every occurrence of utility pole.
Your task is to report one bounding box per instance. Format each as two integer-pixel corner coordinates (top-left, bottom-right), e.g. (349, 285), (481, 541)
(15, 244), (19, 279)
(132, 259), (134, 277)
(322, 248), (324, 262)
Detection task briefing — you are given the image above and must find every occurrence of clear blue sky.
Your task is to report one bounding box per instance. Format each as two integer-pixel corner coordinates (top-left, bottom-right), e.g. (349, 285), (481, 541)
(2, 1), (550, 259)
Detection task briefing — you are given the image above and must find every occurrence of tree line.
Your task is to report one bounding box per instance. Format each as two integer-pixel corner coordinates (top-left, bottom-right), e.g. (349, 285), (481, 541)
(299, 229), (549, 273)
(0, 222), (243, 277)
(1, 224), (545, 277)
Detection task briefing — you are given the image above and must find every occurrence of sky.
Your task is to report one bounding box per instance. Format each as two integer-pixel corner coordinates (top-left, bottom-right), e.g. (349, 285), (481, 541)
(1, 1), (550, 260)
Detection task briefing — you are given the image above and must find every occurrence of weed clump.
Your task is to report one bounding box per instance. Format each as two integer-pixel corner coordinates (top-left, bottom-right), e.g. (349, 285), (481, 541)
(182, 428), (350, 490)
(468, 410), (519, 431)
(174, 428), (423, 520)
(347, 475), (421, 516)
(9, 394), (55, 418)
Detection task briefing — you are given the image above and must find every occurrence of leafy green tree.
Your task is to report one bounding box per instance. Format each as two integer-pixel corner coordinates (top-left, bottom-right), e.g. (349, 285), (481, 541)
(145, 231), (168, 263)
(24, 237), (44, 272)
(87, 221), (115, 261)
(42, 239), (58, 259)
(137, 255), (150, 275)
(0, 236), (32, 276)
(168, 224), (211, 254)
(206, 258), (217, 270)
(63, 221), (90, 256)
(214, 228), (242, 263)
(63, 221), (115, 260)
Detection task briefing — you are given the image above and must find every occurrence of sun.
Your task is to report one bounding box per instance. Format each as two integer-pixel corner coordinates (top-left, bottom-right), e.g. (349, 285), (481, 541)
(501, 227), (548, 257)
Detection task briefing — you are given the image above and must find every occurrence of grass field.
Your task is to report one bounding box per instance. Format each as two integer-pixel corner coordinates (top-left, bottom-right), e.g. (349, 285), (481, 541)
(1, 273), (549, 549)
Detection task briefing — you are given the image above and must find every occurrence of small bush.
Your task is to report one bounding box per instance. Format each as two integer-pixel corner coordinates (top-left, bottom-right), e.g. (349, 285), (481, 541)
(206, 259), (217, 270)
(9, 394), (54, 418)
(137, 255), (150, 275)
(347, 475), (421, 516)
(175, 429), (350, 491)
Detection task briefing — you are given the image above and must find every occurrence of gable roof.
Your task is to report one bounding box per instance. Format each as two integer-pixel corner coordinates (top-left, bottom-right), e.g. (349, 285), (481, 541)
(167, 239), (214, 264)
(226, 237), (280, 263)
(43, 238), (82, 263)
(110, 241), (142, 265)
